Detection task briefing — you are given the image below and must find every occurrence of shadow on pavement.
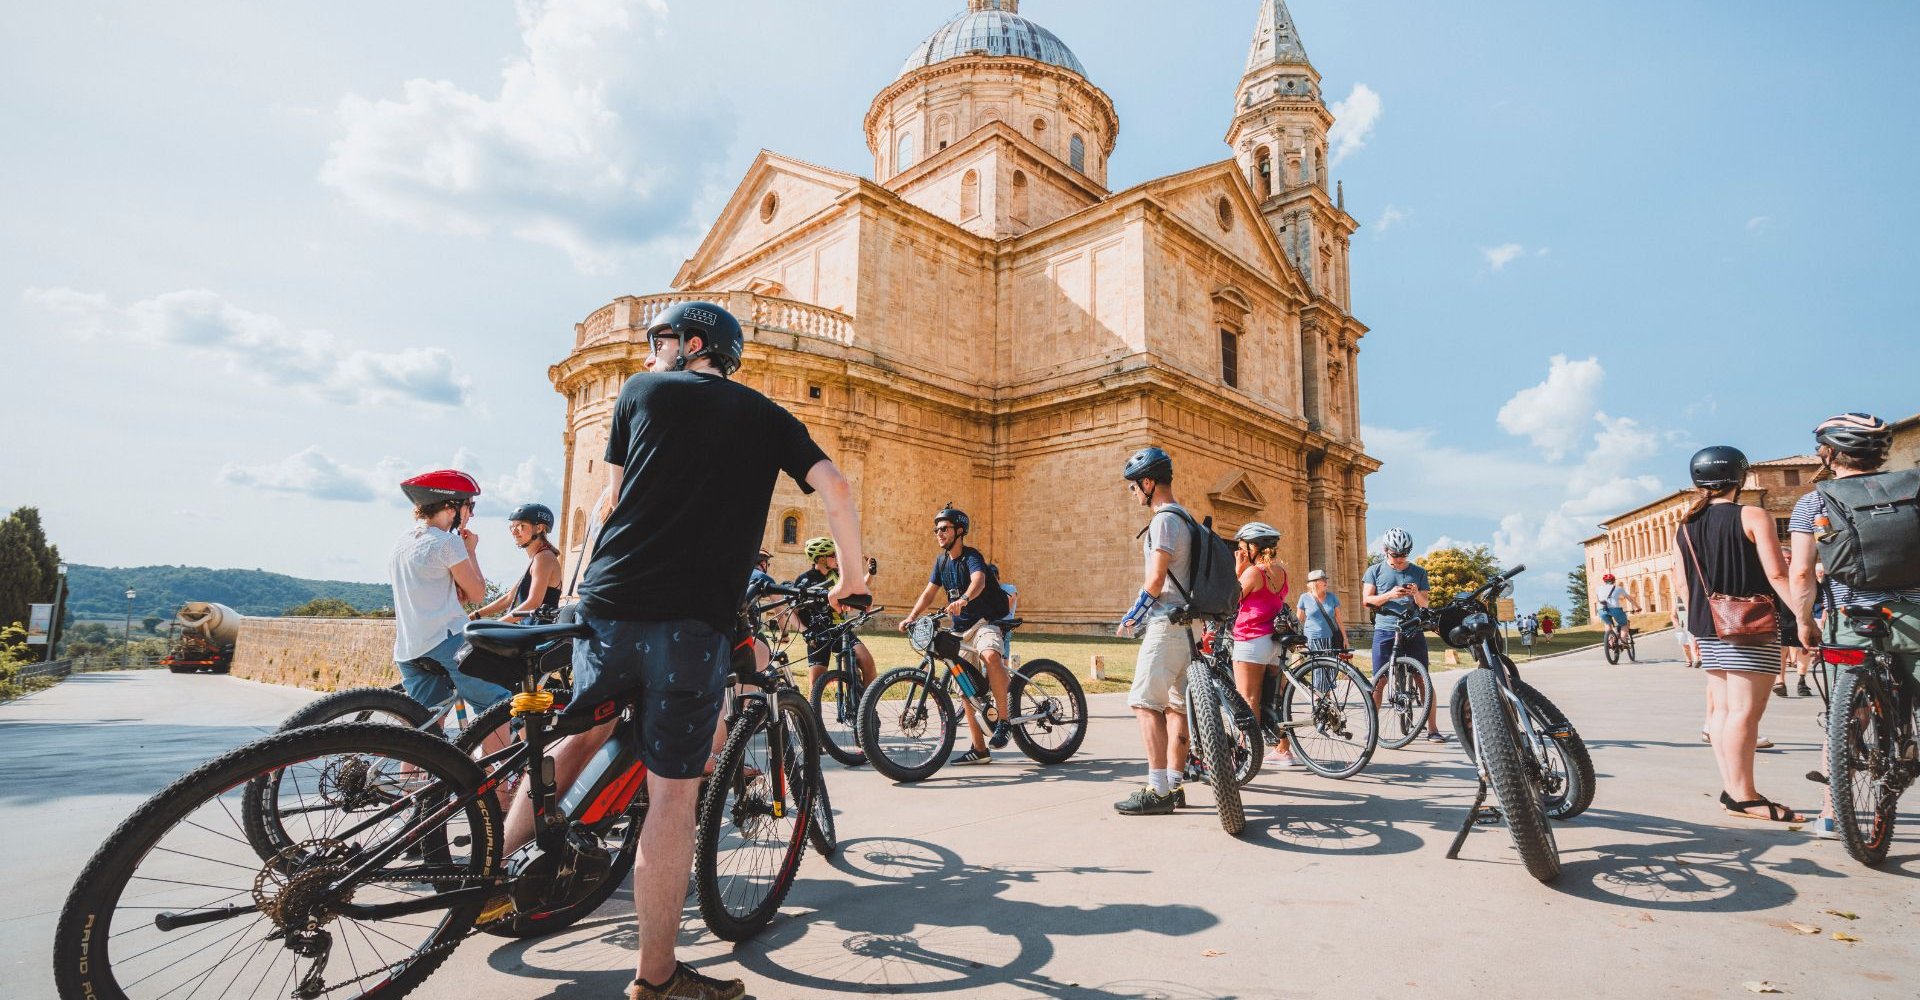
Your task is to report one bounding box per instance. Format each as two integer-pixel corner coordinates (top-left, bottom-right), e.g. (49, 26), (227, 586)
(1552, 807), (1851, 911)
(0, 720), (276, 804)
(874, 756), (1141, 790)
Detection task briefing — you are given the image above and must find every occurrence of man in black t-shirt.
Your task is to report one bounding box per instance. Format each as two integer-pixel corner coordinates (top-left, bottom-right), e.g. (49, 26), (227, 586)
(791, 537), (876, 693)
(514, 301), (866, 1000)
(898, 506), (1012, 764)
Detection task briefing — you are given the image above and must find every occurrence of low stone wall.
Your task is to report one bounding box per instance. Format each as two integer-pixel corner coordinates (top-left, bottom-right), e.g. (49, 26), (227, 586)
(232, 617), (399, 691)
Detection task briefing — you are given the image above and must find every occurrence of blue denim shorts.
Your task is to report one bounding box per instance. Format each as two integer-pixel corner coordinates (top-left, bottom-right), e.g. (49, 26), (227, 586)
(1371, 628), (1429, 680)
(568, 617), (730, 780)
(397, 631), (512, 713)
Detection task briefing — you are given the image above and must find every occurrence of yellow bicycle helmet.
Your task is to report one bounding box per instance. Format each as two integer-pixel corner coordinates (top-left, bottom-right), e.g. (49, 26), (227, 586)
(804, 537), (837, 562)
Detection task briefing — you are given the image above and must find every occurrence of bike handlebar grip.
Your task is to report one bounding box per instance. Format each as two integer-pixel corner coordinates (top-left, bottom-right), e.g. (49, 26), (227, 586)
(1503, 564), (1526, 580)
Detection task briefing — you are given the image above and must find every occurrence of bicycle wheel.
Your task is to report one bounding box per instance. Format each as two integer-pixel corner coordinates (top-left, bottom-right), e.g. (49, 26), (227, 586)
(1218, 678), (1262, 788)
(1185, 661), (1244, 836)
(1827, 668), (1900, 867)
(1604, 631), (1621, 665)
(1453, 673), (1596, 820)
(55, 723), (498, 1000)
(1377, 658), (1433, 750)
(856, 666), (957, 783)
(810, 668), (868, 767)
(806, 762), (838, 857)
(694, 693), (816, 942)
(1625, 632), (1638, 663)
(1280, 656), (1378, 779)
(1006, 659), (1088, 765)
(1465, 670), (1560, 883)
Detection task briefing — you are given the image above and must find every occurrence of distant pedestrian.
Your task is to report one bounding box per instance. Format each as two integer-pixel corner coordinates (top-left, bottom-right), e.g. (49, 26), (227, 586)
(1672, 445), (1804, 823)
(1672, 599), (1701, 668)
(1297, 570), (1344, 651)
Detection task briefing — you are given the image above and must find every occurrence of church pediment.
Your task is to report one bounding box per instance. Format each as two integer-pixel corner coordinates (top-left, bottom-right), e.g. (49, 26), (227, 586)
(1209, 470), (1268, 516)
(674, 152), (864, 290)
(1122, 161), (1311, 301)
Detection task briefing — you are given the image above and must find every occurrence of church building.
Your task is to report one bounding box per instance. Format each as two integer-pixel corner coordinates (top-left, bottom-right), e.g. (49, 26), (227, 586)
(550, 0), (1380, 629)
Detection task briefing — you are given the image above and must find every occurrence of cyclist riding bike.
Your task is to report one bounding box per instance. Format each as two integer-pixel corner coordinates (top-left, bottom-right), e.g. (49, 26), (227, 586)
(1363, 528), (1445, 743)
(898, 506), (1014, 765)
(469, 502), (563, 624)
(391, 469), (512, 720)
(1114, 446), (1196, 815)
(1595, 572), (1639, 650)
(793, 536), (877, 694)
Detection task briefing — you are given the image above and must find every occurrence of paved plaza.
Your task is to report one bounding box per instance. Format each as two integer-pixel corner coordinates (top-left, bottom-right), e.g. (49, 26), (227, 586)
(3, 648), (1915, 999)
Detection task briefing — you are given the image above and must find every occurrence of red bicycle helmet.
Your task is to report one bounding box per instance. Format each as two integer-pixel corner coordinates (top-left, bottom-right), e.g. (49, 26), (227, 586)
(1601, 573), (1615, 583)
(401, 470), (482, 507)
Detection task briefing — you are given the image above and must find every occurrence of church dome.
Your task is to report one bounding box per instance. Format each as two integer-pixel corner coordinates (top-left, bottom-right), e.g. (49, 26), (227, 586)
(898, 1), (1087, 80)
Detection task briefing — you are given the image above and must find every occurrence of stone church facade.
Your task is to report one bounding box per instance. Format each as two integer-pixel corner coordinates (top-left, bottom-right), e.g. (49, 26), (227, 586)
(549, 0), (1379, 630)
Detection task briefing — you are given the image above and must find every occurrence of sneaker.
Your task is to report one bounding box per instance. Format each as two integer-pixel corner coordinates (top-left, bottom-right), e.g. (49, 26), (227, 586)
(1796, 679), (1813, 697)
(1425, 732), (1450, 744)
(1772, 682), (1788, 698)
(1114, 785), (1177, 816)
(629, 963), (746, 1000)
(1755, 737), (1775, 750)
(1169, 782), (1187, 808)
(1264, 748), (1302, 769)
(987, 720), (1014, 750)
(1812, 815), (1838, 840)
(953, 747), (993, 766)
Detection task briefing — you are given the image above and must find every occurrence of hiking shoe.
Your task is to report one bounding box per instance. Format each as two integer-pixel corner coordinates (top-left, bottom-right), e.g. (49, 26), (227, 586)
(1169, 782), (1187, 808)
(1425, 732), (1449, 744)
(953, 747), (994, 766)
(629, 963), (746, 1000)
(1796, 679), (1813, 697)
(1114, 786), (1177, 816)
(1772, 682), (1788, 698)
(988, 720), (1014, 750)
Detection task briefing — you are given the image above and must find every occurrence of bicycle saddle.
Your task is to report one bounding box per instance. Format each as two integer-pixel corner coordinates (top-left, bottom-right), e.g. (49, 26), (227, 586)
(996, 617), (1023, 630)
(465, 619), (592, 656)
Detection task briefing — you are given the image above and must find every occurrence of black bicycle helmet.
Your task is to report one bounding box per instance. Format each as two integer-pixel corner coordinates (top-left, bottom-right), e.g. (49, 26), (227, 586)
(647, 301), (744, 376)
(1122, 446), (1174, 484)
(1689, 445), (1749, 491)
(1814, 412), (1891, 461)
(507, 502), (555, 530)
(934, 506), (971, 536)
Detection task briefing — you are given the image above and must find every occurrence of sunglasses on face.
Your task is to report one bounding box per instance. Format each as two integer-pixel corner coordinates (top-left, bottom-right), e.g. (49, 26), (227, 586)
(649, 334), (681, 356)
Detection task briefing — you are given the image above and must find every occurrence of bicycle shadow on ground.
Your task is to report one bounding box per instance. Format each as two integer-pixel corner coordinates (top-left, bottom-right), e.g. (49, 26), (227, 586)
(876, 755), (1141, 790)
(0, 720), (279, 804)
(1549, 807), (1852, 911)
(1232, 778), (1468, 857)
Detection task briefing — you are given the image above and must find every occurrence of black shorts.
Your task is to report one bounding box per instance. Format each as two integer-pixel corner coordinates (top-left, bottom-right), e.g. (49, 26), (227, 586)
(805, 632), (863, 668)
(567, 616), (729, 780)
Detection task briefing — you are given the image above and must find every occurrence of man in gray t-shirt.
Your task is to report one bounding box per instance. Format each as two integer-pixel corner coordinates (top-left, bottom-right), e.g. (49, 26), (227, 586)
(1362, 528), (1444, 742)
(1143, 504), (1195, 616)
(1114, 446), (1197, 817)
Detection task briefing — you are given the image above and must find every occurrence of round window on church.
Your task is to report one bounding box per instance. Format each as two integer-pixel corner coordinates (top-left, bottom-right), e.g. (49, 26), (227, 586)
(1216, 196), (1235, 232)
(760, 192), (779, 223)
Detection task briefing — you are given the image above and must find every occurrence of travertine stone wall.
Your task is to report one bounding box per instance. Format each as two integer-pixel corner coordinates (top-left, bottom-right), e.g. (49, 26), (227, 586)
(232, 617), (398, 692)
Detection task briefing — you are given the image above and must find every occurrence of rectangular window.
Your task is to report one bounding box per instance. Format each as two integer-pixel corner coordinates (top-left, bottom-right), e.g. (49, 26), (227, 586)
(1220, 330), (1239, 388)
(1775, 517), (1791, 542)
(1783, 468), (1801, 486)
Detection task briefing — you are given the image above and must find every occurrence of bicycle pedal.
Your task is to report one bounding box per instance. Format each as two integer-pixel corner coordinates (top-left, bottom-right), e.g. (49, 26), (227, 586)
(1475, 808), (1504, 826)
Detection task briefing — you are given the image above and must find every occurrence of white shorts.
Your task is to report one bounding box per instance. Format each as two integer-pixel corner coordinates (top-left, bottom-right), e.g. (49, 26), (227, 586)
(958, 621), (1005, 666)
(1129, 615), (1189, 712)
(1675, 627), (1694, 647)
(1231, 632), (1284, 667)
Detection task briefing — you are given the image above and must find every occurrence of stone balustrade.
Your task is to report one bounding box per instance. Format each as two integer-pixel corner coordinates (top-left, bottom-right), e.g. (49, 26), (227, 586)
(574, 291), (855, 351)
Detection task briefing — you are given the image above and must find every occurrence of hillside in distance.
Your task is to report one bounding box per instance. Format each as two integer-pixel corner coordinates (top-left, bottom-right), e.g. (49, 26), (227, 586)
(66, 564), (392, 620)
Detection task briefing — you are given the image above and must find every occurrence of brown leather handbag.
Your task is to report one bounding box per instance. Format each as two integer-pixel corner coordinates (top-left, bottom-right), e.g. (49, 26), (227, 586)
(1680, 523), (1778, 646)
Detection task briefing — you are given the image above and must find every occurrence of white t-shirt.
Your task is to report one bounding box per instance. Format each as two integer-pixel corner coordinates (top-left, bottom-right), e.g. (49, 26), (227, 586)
(389, 524), (472, 662)
(1599, 584), (1627, 610)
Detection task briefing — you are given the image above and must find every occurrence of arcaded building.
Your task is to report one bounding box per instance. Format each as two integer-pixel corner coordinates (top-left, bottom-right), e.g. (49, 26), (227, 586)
(549, 0), (1379, 630)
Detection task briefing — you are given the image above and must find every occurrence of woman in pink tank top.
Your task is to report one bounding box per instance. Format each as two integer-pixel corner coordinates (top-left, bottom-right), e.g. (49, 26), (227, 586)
(1230, 523), (1299, 769)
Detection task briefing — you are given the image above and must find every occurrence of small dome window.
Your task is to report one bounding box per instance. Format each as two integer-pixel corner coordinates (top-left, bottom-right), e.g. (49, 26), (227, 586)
(1069, 134), (1086, 173)
(897, 133), (916, 172)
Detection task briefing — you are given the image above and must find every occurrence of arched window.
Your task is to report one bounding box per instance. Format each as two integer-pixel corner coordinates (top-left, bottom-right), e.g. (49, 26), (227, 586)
(781, 513), (800, 546)
(896, 132), (915, 173)
(1255, 147), (1273, 199)
(571, 509), (586, 544)
(1011, 171), (1029, 222)
(1313, 146), (1325, 189)
(1069, 134), (1086, 173)
(960, 170), (980, 218)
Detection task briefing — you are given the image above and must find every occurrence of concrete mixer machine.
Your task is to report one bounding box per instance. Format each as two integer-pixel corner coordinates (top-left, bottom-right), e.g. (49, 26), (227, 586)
(161, 602), (242, 673)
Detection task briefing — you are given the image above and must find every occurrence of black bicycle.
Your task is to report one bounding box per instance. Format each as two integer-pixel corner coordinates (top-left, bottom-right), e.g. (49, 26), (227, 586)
(1164, 611), (1245, 835)
(856, 613), (1087, 782)
(1819, 604), (1919, 867)
(1603, 618), (1638, 664)
(770, 583), (880, 769)
(1448, 650), (1596, 822)
(1271, 628), (1379, 780)
(1374, 618), (1437, 749)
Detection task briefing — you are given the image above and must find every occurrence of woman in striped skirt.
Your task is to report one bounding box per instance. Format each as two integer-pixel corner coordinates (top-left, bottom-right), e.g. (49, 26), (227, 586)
(1671, 446), (1807, 823)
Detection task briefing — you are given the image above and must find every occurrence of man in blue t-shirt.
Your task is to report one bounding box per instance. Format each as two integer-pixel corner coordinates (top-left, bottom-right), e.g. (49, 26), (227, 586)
(1362, 528), (1445, 743)
(898, 506), (1012, 764)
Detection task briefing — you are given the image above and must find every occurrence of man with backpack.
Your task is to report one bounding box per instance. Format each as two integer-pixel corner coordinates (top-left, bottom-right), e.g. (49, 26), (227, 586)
(898, 506), (1013, 764)
(1114, 447), (1195, 815)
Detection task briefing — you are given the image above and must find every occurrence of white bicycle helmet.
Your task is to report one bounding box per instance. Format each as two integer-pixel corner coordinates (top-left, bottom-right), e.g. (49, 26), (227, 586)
(1381, 528), (1413, 556)
(1234, 522), (1281, 546)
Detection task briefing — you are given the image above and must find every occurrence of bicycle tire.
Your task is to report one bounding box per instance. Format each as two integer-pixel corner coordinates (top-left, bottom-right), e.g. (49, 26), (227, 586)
(1604, 632), (1621, 665)
(1280, 656), (1378, 779)
(694, 695), (815, 942)
(1452, 673), (1596, 819)
(1827, 668), (1899, 867)
(856, 666), (957, 783)
(809, 668), (868, 767)
(1006, 659), (1089, 765)
(1220, 679), (1262, 788)
(1186, 661), (1245, 836)
(806, 760), (838, 857)
(242, 688), (437, 862)
(55, 723), (497, 1000)
(1377, 657), (1433, 750)
(1625, 633), (1637, 663)
(1465, 670), (1560, 883)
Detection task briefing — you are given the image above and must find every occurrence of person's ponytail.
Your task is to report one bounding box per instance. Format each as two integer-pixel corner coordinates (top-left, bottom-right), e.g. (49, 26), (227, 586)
(1682, 485), (1737, 522)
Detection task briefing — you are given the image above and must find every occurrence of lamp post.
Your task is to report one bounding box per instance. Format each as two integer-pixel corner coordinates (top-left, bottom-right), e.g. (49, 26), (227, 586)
(47, 564), (68, 660)
(125, 588), (137, 670)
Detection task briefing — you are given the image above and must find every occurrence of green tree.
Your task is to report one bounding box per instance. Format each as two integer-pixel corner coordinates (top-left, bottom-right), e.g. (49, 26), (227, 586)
(0, 507), (62, 646)
(285, 597), (365, 618)
(141, 615), (163, 634)
(1416, 545), (1502, 605)
(1536, 605), (1563, 629)
(1566, 567), (1591, 626)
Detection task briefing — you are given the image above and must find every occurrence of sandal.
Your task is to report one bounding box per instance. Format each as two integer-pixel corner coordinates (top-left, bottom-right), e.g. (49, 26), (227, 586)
(1720, 793), (1806, 823)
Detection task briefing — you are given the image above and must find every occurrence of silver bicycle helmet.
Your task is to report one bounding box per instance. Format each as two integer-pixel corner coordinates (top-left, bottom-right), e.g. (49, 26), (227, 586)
(1381, 528), (1413, 556)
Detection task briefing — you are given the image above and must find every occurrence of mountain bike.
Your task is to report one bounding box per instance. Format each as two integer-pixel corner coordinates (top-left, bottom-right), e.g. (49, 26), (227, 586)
(1165, 610), (1245, 835)
(1193, 625), (1263, 789)
(759, 582), (879, 769)
(1603, 619), (1637, 664)
(856, 613), (1087, 783)
(1432, 565), (1576, 883)
(1373, 618), (1437, 749)
(1448, 657), (1595, 820)
(1818, 604), (1919, 867)
(1271, 631), (1379, 780)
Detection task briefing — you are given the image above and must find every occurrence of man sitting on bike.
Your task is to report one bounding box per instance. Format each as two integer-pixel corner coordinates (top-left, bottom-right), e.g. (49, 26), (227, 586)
(468, 502), (562, 624)
(1362, 528), (1445, 743)
(1595, 573), (1638, 648)
(898, 506), (1014, 765)
(391, 470), (512, 716)
(512, 301), (868, 1000)
(793, 536), (876, 697)
(1115, 447), (1195, 814)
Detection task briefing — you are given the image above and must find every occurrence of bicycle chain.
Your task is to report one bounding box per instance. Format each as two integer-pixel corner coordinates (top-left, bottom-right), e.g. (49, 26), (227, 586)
(308, 870), (513, 997)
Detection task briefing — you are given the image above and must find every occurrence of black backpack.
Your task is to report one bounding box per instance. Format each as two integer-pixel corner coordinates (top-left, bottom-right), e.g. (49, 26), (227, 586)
(1154, 507), (1242, 617)
(1813, 469), (1920, 591)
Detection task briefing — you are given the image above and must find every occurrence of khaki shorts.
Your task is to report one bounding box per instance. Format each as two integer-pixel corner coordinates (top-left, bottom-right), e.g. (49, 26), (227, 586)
(1129, 615), (1189, 712)
(958, 621), (1006, 666)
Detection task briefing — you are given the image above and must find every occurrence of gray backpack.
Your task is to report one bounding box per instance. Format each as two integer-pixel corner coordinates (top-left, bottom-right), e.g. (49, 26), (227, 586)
(1813, 469), (1920, 591)
(1157, 508), (1243, 618)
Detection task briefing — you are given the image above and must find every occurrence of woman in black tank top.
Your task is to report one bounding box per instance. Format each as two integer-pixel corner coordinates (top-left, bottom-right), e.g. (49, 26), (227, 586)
(469, 505), (564, 624)
(1673, 446), (1804, 823)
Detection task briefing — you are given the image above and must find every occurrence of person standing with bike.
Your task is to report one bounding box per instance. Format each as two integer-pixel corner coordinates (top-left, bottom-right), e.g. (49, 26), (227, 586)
(897, 507), (1013, 765)
(1230, 522), (1300, 770)
(547, 301), (868, 1000)
(1114, 447), (1195, 815)
(1672, 445), (1805, 824)
(1362, 529), (1445, 743)
(392, 470), (513, 717)
(469, 502), (563, 624)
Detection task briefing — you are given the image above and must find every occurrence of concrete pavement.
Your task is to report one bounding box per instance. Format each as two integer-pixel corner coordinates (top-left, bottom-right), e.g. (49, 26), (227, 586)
(2, 651), (1914, 999)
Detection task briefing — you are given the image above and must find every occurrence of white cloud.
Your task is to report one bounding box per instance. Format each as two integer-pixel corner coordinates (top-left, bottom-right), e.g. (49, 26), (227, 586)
(1373, 205), (1407, 234)
(1495, 354), (1605, 460)
(222, 447), (560, 512)
(1327, 83), (1382, 166)
(1482, 243), (1526, 271)
(220, 447), (380, 502)
(24, 286), (472, 409)
(319, 0), (732, 273)
(1747, 215), (1773, 236)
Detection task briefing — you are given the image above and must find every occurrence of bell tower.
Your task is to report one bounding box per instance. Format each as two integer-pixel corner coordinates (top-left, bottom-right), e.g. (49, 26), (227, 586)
(1226, 0), (1355, 312)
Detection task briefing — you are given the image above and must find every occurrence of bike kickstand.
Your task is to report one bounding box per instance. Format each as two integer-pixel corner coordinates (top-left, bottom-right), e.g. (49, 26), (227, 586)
(1446, 777), (1503, 860)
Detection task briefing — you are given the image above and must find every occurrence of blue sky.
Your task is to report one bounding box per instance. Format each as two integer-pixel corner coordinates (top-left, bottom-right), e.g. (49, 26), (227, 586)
(5, 1), (1916, 614)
